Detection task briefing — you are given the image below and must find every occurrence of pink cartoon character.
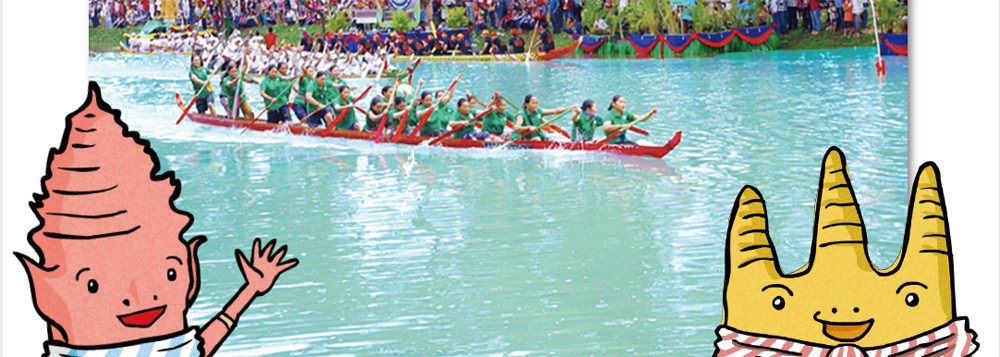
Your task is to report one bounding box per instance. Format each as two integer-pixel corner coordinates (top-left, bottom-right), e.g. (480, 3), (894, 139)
(14, 82), (299, 357)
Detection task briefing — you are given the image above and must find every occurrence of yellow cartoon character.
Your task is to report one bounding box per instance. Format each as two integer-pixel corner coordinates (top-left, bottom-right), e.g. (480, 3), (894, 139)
(715, 147), (979, 357)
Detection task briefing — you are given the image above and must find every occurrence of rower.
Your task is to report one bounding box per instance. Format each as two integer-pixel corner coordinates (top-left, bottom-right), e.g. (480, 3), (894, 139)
(303, 71), (338, 127)
(514, 94), (574, 141)
(480, 93), (517, 143)
(330, 85), (366, 131)
(570, 100), (601, 142)
(450, 98), (494, 140)
(259, 64), (293, 124)
(364, 97), (387, 132)
(291, 66), (316, 123)
(188, 55), (216, 116)
(602, 95), (656, 145)
(385, 96), (412, 135)
(220, 63), (257, 120)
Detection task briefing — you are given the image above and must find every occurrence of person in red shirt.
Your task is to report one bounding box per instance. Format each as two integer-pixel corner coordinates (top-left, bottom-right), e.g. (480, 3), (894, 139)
(264, 26), (278, 49)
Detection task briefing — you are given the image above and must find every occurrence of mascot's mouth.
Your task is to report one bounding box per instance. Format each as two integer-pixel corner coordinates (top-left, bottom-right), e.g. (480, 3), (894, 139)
(814, 313), (874, 342)
(117, 305), (166, 328)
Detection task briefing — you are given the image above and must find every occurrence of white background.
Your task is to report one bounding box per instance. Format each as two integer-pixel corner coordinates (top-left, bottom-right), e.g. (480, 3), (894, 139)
(3, 1), (998, 355)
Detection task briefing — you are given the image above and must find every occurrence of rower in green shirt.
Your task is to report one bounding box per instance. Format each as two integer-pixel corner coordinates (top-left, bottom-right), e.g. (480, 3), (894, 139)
(330, 85), (365, 131)
(292, 66), (316, 124)
(259, 64), (294, 124)
(480, 97), (517, 143)
(412, 88), (456, 136)
(188, 55), (216, 116)
(450, 98), (493, 140)
(602, 95), (657, 145)
(570, 100), (603, 142)
(303, 71), (339, 127)
(385, 97), (413, 135)
(514, 94), (575, 141)
(221, 63), (258, 120)
(364, 97), (387, 132)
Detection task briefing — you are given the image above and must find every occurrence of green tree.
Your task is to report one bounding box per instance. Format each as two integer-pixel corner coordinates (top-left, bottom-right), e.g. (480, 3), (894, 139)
(388, 10), (417, 32)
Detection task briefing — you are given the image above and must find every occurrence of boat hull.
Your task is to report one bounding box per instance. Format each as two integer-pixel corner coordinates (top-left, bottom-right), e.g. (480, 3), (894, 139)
(185, 114), (681, 159)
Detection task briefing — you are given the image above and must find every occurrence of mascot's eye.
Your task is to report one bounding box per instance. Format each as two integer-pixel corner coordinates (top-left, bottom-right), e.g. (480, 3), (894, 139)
(167, 268), (177, 282)
(87, 279), (99, 294)
(772, 296), (785, 311)
(905, 293), (919, 307)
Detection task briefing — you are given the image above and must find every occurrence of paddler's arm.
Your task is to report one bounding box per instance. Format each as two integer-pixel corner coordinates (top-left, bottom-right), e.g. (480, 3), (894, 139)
(260, 87), (275, 104)
(191, 74), (209, 86)
(570, 107), (583, 123)
(305, 93), (325, 109)
(332, 99), (354, 112)
(513, 114), (535, 133)
(390, 108), (412, 120)
(602, 120), (628, 134)
(541, 106), (574, 116)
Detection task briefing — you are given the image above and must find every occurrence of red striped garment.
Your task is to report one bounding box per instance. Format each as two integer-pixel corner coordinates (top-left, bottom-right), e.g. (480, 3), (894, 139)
(714, 318), (978, 357)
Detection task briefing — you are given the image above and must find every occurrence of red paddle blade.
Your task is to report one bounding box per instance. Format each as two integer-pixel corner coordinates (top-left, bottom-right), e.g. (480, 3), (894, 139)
(391, 111), (410, 142)
(409, 106), (438, 138)
(175, 93), (198, 125)
(374, 112), (390, 142)
(629, 127), (649, 136)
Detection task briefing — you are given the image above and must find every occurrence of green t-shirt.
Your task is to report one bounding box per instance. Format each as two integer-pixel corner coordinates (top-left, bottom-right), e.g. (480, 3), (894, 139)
(331, 95), (356, 130)
(330, 77), (348, 88)
(221, 73), (246, 101)
(481, 109), (516, 135)
(572, 112), (604, 142)
(452, 109), (484, 139)
(189, 66), (211, 99)
(260, 75), (291, 109)
(603, 109), (637, 144)
(518, 107), (545, 140)
(418, 103), (452, 135)
(294, 77), (315, 106)
(365, 109), (385, 131)
(306, 81), (337, 115)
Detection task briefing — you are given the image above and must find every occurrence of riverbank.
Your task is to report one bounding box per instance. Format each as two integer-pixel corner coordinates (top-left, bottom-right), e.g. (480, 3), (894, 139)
(90, 23), (878, 56)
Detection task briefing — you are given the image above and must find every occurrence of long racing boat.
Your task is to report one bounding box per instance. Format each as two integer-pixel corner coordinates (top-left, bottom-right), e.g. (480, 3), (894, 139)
(185, 113), (682, 159)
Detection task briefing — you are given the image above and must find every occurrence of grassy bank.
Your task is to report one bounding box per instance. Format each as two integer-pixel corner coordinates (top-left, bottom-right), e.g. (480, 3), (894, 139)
(90, 23), (876, 55)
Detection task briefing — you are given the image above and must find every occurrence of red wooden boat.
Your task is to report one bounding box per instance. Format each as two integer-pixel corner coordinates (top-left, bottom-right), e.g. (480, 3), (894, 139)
(185, 113), (682, 159)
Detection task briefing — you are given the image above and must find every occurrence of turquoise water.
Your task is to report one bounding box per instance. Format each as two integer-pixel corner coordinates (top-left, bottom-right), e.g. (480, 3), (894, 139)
(88, 48), (907, 356)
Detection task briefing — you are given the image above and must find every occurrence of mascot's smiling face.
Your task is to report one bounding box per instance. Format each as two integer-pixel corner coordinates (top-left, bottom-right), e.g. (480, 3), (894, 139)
(722, 147), (955, 348)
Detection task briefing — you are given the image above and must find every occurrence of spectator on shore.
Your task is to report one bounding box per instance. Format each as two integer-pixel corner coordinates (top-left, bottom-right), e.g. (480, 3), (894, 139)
(264, 26), (277, 49)
(809, 0), (821, 34)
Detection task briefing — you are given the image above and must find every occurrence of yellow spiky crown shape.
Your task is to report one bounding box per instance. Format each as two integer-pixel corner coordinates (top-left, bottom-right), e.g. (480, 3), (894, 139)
(722, 146), (955, 348)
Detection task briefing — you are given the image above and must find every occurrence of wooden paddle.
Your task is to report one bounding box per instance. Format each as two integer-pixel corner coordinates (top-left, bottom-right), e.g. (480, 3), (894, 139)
(425, 106), (495, 146)
(594, 109), (658, 148)
(408, 74), (463, 138)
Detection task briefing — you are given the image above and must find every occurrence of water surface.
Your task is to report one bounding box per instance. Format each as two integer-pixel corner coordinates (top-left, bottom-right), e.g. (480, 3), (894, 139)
(89, 48), (908, 356)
